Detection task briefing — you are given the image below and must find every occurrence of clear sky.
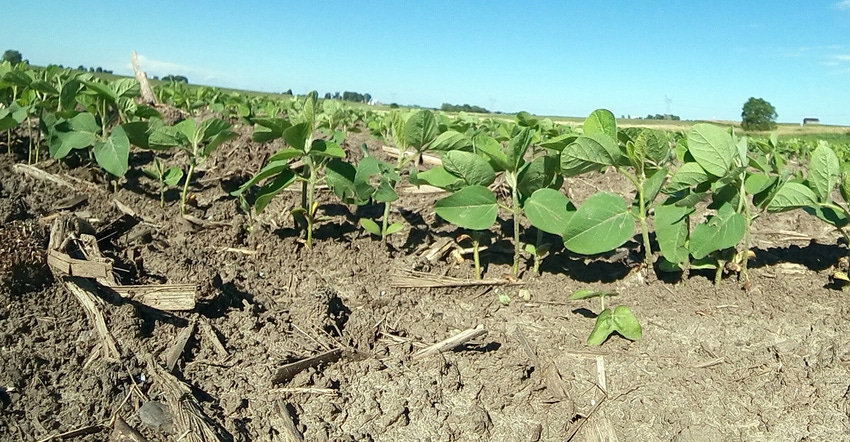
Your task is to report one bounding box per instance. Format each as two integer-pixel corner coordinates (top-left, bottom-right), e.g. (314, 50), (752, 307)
(2, 1), (850, 125)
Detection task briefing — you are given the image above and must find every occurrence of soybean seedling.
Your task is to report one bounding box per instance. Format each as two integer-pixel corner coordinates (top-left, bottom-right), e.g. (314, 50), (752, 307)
(569, 289), (642, 346)
(143, 158), (183, 208)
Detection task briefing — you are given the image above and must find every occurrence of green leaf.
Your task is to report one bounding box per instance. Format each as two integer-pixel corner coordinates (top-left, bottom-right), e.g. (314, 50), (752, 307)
(507, 127), (534, 172)
(59, 79), (81, 111)
(517, 155), (558, 199)
(443, 150), (496, 187)
(201, 130), (234, 157)
(434, 186), (498, 230)
(252, 117), (291, 143)
(644, 129), (670, 164)
(563, 192), (633, 255)
(587, 306), (643, 346)
(744, 173), (776, 196)
(148, 125), (184, 150)
(414, 166), (464, 191)
(475, 134), (509, 171)
(325, 159), (363, 205)
(560, 133), (620, 177)
(93, 125), (130, 177)
(267, 148), (303, 162)
(254, 169), (296, 213)
(611, 306), (643, 341)
(163, 167), (183, 186)
(403, 109), (438, 151)
(386, 222), (405, 235)
(540, 133), (579, 152)
(766, 182), (819, 212)
(583, 109), (617, 140)
(52, 130), (96, 158)
(231, 160), (292, 196)
(431, 130), (471, 151)
(284, 122), (311, 151)
(569, 289), (617, 300)
(689, 204), (745, 259)
(310, 140), (346, 159)
(525, 188), (574, 235)
(360, 218), (382, 236)
(666, 162), (710, 193)
(121, 121), (151, 149)
(642, 167), (668, 206)
(654, 203), (693, 266)
(808, 142), (840, 203)
(804, 205), (849, 229)
(686, 124), (735, 177)
(84, 80), (118, 103)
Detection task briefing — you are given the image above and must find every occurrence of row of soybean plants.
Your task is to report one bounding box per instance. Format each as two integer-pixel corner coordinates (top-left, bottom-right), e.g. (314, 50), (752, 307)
(0, 62), (348, 213)
(237, 97), (850, 291)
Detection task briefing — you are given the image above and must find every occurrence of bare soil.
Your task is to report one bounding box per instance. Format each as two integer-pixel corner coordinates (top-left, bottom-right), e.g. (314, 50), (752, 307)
(1, 125), (849, 442)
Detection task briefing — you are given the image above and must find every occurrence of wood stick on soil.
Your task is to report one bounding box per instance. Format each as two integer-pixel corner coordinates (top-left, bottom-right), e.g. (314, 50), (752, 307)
(111, 416), (149, 442)
(412, 324), (488, 360)
(514, 328), (575, 411)
(34, 425), (103, 442)
(381, 145), (442, 166)
(47, 249), (112, 279)
(199, 318), (228, 359)
(272, 348), (344, 385)
(268, 387), (337, 395)
(131, 51), (157, 105)
(13, 163), (76, 189)
(272, 401), (305, 442)
(142, 354), (232, 442)
(63, 277), (121, 361)
(165, 320), (196, 372)
(391, 269), (524, 288)
(107, 284), (197, 311)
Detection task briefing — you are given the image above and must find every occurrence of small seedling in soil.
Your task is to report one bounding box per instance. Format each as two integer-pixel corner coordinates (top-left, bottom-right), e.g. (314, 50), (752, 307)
(570, 289), (642, 346)
(143, 158), (183, 208)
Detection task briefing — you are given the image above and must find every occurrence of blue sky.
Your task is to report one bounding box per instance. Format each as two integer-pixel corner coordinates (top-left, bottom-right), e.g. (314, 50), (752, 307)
(3, 1), (850, 124)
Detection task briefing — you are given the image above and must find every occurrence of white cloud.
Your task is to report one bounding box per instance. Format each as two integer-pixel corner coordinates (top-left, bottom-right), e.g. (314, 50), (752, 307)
(838, 0), (850, 10)
(834, 54), (850, 61)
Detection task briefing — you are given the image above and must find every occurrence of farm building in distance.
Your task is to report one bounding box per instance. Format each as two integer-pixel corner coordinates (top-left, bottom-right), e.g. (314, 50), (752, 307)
(803, 118), (820, 125)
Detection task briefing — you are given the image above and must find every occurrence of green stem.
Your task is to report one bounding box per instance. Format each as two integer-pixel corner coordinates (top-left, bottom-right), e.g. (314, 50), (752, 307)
(533, 229), (543, 275)
(181, 161), (195, 214)
(511, 180), (521, 276)
(473, 232), (482, 280)
(739, 180), (753, 283)
(305, 161), (317, 249)
(622, 169), (653, 270)
(714, 261), (724, 286)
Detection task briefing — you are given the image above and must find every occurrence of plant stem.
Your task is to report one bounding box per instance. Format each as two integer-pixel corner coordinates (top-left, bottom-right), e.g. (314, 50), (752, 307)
(181, 161), (195, 214)
(533, 229), (543, 275)
(511, 179), (521, 276)
(472, 232), (482, 280)
(305, 161), (317, 249)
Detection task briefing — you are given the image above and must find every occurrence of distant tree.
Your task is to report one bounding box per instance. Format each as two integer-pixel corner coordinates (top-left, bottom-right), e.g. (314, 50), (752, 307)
(645, 113), (680, 121)
(741, 97), (777, 131)
(284, 89), (293, 95)
(162, 75), (189, 84)
(323, 92), (332, 99)
(363, 93), (372, 103)
(440, 103), (489, 113)
(389, 103), (400, 109)
(1, 49), (22, 64)
(77, 65), (86, 71)
(95, 67), (103, 73)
